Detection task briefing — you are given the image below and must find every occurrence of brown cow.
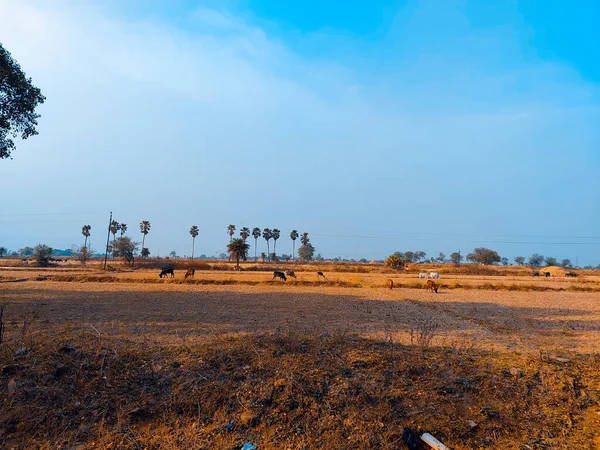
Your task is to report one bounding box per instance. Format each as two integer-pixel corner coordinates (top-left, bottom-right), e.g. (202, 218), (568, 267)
(185, 268), (195, 278)
(425, 279), (438, 293)
(387, 279), (394, 289)
(317, 271), (326, 279)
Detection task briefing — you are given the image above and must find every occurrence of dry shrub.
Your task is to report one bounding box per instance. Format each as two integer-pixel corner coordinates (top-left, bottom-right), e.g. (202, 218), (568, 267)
(409, 319), (440, 347)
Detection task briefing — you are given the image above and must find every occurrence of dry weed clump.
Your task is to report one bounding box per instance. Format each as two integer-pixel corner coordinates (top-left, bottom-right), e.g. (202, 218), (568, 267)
(1, 329), (598, 449)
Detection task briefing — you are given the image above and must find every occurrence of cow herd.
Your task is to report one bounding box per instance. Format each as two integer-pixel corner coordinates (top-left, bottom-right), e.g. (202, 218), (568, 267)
(419, 272), (440, 279)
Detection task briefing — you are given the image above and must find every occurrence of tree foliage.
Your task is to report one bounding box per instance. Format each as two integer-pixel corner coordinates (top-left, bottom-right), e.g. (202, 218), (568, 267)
(227, 238), (249, 269)
(544, 256), (558, 267)
(528, 253), (544, 267)
(466, 248), (501, 265)
(449, 252), (463, 266)
(560, 259), (572, 269)
(113, 237), (139, 266)
(385, 253), (405, 270)
(34, 244), (53, 266)
(297, 243), (315, 262)
(514, 256), (526, 266)
(0, 44), (46, 159)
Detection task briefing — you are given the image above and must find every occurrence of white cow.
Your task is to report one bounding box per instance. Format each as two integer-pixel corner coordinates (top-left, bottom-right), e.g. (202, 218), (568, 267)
(429, 272), (440, 279)
(419, 272), (428, 279)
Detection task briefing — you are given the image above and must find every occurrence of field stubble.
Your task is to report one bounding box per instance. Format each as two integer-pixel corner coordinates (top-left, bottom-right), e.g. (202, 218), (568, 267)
(1, 264), (600, 448)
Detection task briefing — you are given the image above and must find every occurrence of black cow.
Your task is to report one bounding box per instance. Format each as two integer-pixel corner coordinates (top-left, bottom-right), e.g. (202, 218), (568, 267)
(160, 268), (175, 278)
(272, 271), (287, 281)
(544, 272), (551, 277)
(533, 272), (540, 277)
(565, 272), (577, 278)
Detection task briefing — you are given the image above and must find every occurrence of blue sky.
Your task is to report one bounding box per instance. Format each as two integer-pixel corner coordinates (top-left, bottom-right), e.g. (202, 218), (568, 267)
(1, 0), (599, 264)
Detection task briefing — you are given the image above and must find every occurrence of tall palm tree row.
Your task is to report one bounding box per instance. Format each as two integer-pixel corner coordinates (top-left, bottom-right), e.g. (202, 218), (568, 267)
(189, 226), (199, 259)
(252, 227), (261, 261)
(290, 229), (298, 261)
(227, 224), (236, 243)
(81, 225), (91, 248)
(262, 228), (272, 260)
(140, 221), (151, 257)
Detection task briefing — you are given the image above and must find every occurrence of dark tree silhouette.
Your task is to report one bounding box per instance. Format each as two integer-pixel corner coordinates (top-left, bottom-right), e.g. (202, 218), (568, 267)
(240, 227), (250, 241)
(227, 224), (236, 243)
(252, 227), (261, 261)
(263, 228), (273, 260)
(290, 230), (299, 261)
(227, 238), (249, 269)
(0, 44), (46, 159)
(140, 221), (151, 258)
(81, 225), (91, 248)
(272, 229), (280, 258)
(190, 226), (199, 259)
(120, 223), (127, 237)
(110, 221), (120, 244)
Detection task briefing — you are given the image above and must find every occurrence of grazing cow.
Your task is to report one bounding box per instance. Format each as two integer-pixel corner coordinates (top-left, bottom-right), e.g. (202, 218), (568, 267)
(565, 272), (577, 278)
(317, 271), (326, 279)
(544, 272), (551, 277)
(387, 279), (394, 289)
(285, 270), (297, 278)
(532, 272), (540, 277)
(419, 272), (428, 279)
(425, 279), (438, 293)
(184, 268), (195, 279)
(429, 272), (440, 279)
(272, 271), (287, 281)
(159, 268), (175, 278)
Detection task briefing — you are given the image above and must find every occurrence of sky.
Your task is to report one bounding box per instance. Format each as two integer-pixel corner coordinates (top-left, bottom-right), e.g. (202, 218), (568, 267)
(1, 0), (599, 264)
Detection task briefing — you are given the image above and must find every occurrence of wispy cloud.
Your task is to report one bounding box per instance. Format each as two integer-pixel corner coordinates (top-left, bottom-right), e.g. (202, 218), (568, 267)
(1, 0), (598, 262)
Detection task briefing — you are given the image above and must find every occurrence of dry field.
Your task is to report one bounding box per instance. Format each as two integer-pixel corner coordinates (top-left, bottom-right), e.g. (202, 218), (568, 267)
(1, 263), (599, 448)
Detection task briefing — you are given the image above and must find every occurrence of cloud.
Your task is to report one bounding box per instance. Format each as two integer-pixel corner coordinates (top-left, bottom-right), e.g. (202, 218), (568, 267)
(1, 0), (598, 263)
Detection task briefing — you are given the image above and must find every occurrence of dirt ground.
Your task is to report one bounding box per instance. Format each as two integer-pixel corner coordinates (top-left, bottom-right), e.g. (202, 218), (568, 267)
(2, 275), (599, 354)
(2, 267), (600, 449)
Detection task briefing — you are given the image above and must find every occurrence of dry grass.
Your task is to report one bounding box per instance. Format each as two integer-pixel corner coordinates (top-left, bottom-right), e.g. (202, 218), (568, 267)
(2, 330), (599, 449)
(1, 263), (600, 448)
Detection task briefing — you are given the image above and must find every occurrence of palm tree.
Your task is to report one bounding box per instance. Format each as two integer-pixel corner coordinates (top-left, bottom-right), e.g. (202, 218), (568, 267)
(110, 220), (120, 243)
(120, 223), (127, 237)
(140, 221), (151, 257)
(252, 227), (261, 261)
(227, 238), (249, 269)
(262, 228), (272, 260)
(227, 224), (236, 243)
(290, 230), (298, 261)
(301, 232), (309, 247)
(240, 227), (250, 241)
(190, 226), (199, 259)
(272, 229), (281, 258)
(81, 225), (91, 247)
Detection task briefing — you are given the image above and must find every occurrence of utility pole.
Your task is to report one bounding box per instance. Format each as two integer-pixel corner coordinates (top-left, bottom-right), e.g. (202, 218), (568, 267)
(103, 212), (112, 271)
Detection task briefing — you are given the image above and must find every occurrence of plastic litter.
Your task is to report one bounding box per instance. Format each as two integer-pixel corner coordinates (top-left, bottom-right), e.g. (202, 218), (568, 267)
(241, 443), (257, 450)
(226, 419), (234, 432)
(421, 432), (449, 449)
